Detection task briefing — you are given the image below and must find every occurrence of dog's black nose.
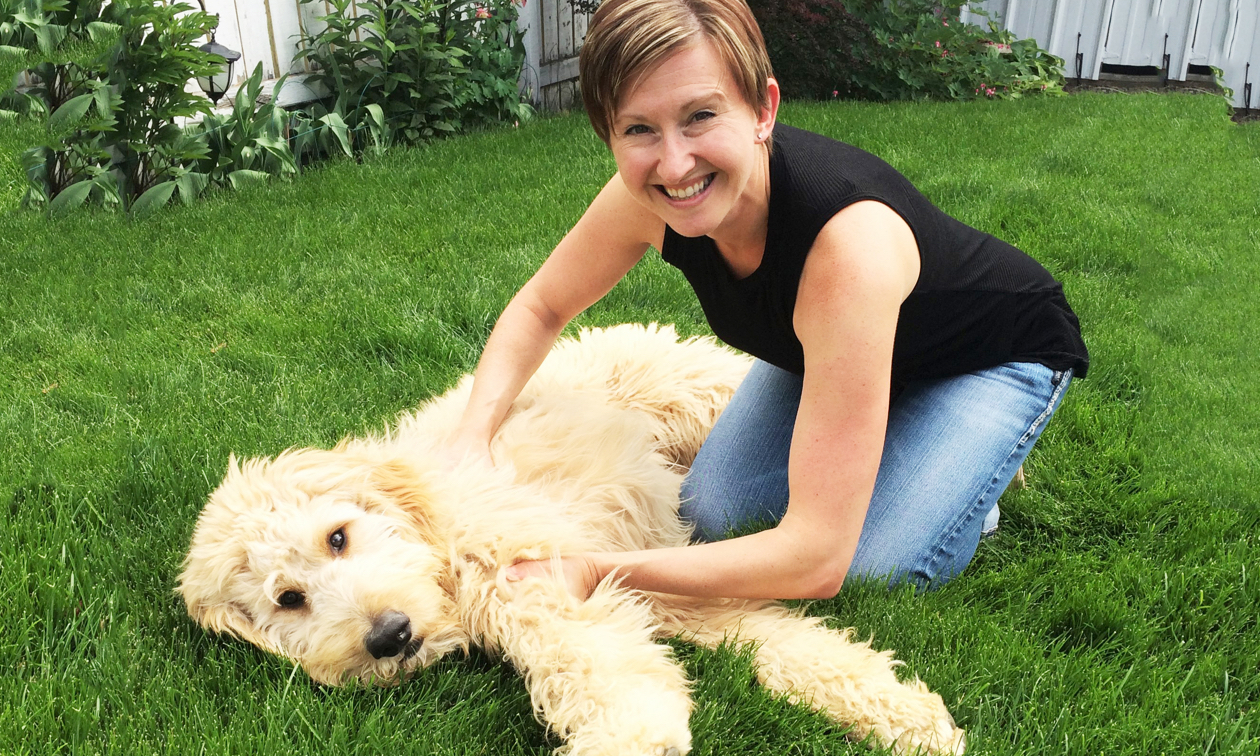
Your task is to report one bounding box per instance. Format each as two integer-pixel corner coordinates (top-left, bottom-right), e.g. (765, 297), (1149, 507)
(365, 610), (413, 659)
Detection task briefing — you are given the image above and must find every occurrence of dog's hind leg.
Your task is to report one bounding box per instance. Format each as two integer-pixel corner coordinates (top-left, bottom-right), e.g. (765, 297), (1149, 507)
(475, 580), (693, 756)
(655, 598), (965, 755)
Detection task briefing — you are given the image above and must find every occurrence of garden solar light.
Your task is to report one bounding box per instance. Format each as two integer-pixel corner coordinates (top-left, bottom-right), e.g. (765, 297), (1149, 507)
(196, 37), (241, 105)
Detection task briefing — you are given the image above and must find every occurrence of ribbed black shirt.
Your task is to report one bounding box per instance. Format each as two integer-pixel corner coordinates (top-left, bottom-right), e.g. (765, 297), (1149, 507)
(660, 124), (1088, 396)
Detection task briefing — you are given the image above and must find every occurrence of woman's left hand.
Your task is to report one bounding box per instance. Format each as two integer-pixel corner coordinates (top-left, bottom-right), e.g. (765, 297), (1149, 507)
(504, 555), (603, 601)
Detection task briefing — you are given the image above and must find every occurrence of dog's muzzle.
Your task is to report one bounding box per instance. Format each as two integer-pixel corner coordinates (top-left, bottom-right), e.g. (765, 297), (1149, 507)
(366, 610), (417, 659)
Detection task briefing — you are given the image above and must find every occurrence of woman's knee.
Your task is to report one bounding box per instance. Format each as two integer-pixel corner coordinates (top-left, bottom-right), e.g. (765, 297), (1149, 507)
(846, 529), (981, 591)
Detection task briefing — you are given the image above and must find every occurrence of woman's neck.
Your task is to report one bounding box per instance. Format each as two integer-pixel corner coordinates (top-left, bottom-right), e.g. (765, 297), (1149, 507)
(711, 145), (772, 279)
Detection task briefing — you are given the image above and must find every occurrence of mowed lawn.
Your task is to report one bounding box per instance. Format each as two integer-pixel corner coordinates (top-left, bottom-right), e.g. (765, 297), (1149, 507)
(1, 92), (1257, 754)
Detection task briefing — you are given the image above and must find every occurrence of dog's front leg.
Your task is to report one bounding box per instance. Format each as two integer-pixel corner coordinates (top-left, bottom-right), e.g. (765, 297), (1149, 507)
(476, 581), (693, 756)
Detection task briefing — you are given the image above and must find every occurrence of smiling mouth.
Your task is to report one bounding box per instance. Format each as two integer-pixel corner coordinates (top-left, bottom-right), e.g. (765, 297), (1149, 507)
(658, 173), (714, 201)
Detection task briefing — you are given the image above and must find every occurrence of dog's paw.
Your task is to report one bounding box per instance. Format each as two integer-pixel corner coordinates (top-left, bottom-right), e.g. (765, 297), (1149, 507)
(890, 713), (965, 755)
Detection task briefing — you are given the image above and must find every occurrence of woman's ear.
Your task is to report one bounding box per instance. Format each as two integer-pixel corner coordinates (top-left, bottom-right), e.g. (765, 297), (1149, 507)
(756, 77), (781, 143)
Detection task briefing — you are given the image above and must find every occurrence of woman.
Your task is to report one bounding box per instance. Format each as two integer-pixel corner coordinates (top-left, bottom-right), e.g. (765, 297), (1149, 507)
(447, 0), (1088, 599)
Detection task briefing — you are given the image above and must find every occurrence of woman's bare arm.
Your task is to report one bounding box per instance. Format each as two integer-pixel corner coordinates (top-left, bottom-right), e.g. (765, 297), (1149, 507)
(448, 174), (664, 459)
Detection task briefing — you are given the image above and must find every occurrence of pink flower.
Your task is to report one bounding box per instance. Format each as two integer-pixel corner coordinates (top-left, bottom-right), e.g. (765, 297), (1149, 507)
(832, 89), (838, 97)
(475, 5), (490, 17)
(943, 20), (949, 26)
(985, 41), (1013, 53)
(935, 40), (941, 48)
(986, 88), (996, 97)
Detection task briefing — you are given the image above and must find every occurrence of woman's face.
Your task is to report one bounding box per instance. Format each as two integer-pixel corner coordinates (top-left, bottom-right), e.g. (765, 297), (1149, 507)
(609, 40), (777, 240)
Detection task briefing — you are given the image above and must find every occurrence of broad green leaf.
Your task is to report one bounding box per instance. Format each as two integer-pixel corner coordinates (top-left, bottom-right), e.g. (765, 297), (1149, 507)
(48, 180), (93, 216)
(318, 111), (352, 157)
(89, 170), (121, 208)
(130, 180), (177, 217)
(33, 23), (67, 54)
(86, 21), (121, 42)
(227, 169), (271, 189)
(175, 171), (209, 205)
(47, 92), (94, 132)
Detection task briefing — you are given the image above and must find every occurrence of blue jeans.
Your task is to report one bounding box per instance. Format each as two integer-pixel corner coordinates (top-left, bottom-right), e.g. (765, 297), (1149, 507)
(678, 360), (1073, 590)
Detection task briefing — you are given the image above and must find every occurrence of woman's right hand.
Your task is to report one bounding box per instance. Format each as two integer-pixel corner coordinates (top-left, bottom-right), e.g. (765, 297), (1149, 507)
(441, 428), (494, 470)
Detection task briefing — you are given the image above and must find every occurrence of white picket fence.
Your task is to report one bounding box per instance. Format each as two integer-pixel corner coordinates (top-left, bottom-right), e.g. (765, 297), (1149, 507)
(963, 0), (1259, 110)
(203, 0), (1258, 112)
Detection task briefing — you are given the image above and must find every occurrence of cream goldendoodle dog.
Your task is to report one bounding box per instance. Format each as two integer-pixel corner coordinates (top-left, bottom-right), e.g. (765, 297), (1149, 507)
(178, 323), (965, 756)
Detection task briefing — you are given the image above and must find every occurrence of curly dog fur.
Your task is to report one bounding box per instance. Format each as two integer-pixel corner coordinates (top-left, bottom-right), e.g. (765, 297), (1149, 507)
(178, 323), (965, 755)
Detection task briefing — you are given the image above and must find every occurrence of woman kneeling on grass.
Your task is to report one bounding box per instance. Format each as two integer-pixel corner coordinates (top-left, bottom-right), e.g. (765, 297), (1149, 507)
(447, 0), (1089, 599)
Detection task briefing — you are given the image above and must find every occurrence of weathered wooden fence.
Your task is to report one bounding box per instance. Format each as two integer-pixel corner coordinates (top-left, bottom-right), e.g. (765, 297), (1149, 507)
(963, 0), (1259, 110)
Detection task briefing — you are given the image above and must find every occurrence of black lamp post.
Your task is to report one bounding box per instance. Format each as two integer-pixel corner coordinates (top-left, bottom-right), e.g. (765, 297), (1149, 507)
(197, 37), (242, 104)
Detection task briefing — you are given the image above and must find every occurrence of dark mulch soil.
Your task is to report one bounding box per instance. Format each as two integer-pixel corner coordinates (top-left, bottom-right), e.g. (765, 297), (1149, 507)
(1063, 72), (1256, 123)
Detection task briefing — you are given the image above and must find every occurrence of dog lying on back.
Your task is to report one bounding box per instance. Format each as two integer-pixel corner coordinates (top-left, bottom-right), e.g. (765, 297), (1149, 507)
(178, 323), (965, 755)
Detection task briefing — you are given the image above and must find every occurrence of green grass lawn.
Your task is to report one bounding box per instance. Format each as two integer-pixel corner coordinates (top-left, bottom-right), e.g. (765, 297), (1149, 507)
(1, 92), (1258, 754)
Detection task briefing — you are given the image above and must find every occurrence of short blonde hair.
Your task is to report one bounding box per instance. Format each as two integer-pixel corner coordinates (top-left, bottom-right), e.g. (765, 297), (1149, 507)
(579, 0), (774, 145)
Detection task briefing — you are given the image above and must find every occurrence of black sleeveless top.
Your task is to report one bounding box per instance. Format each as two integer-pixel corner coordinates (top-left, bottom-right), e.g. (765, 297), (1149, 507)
(660, 124), (1089, 396)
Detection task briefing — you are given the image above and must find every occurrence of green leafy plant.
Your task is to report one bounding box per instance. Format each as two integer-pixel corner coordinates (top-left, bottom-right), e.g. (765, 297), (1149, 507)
(5, 0), (533, 216)
(295, 0), (531, 151)
(190, 62), (298, 191)
(0, 0), (118, 117)
(745, 0), (874, 101)
(1, 0), (68, 55)
(746, 0), (1064, 103)
(448, 0), (533, 126)
(845, 0), (1064, 101)
(16, 0), (222, 213)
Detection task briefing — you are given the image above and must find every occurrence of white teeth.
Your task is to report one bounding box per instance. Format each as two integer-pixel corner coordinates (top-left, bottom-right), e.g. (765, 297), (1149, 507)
(663, 174), (712, 200)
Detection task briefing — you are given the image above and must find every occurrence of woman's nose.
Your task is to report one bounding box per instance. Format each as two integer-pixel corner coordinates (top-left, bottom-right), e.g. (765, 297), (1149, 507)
(656, 132), (696, 185)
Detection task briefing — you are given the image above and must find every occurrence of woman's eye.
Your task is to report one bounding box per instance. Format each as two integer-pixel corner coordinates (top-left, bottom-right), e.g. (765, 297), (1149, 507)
(692, 110), (716, 122)
(278, 590), (305, 609)
(623, 124), (651, 136)
(328, 527), (347, 553)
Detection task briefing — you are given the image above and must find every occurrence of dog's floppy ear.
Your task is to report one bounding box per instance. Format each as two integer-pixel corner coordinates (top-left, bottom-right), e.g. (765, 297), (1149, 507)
(360, 458), (444, 547)
(181, 589), (282, 655)
(177, 553), (283, 655)
(177, 453), (284, 654)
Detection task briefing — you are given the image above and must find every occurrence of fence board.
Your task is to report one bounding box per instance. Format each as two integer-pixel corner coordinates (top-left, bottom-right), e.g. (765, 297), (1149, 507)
(559, 0), (574, 58)
(542, 0), (561, 64)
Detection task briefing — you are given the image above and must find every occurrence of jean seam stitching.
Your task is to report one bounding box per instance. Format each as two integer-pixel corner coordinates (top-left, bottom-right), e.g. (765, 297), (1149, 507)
(919, 368), (1070, 583)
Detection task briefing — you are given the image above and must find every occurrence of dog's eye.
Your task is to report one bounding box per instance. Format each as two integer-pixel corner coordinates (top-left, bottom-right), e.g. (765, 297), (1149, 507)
(328, 527), (347, 554)
(277, 590), (305, 609)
